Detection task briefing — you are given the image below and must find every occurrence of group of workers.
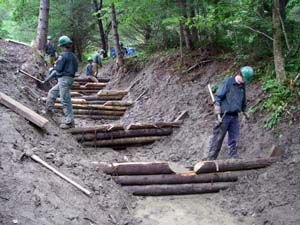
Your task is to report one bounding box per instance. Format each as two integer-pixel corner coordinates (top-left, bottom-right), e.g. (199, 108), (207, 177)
(42, 35), (254, 160)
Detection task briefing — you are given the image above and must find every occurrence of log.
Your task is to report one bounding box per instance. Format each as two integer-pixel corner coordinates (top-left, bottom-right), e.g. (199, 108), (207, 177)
(76, 95), (125, 101)
(54, 103), (127, 111)
(84, 82), (107, 88)
(127, 121), (181, 130)
(41, 97), (87, 104)
(69, 124), (124, 134)
(82, 136), (160, 147)
(123, 183), (231, 196)
(5, 38), (30, 47)
(72, 109), (125, 116)
(114, 172), (238, 185)
(72, 90), (100, 94)
(71, 92), (81, 97)
(71, 82), (80, 88)
(0, 92), (48, 128)
(104, 101), (134, 107)
(74, 77), (110, 83)
(74, 115), (121, 120)
(97, 90), (128, 96)
(194, 157), (279, 174)
(94, 161), (175, 175)
(75, 127), (173, 142)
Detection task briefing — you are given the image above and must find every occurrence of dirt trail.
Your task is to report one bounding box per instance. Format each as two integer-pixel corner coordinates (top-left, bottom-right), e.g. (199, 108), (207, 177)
(1, 39), (300, 225)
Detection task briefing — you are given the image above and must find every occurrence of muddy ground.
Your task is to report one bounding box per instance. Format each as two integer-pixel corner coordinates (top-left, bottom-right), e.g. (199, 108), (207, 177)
(0, 39), (300, 225)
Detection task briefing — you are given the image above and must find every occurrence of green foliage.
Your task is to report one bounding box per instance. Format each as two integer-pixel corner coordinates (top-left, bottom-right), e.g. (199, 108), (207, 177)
(261, 78), (292, 128)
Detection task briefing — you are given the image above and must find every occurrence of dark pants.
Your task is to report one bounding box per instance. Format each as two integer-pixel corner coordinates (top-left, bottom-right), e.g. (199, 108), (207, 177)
(208, 114), (240, 160)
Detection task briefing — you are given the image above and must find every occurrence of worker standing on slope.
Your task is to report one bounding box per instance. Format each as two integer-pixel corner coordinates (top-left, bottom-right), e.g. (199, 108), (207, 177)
(205, 66), (254, 160)
(86, 57), (98, 83)
(44, 35), (78, 129)
(92, 49), (104, 77)
(44, 36), (56, 66)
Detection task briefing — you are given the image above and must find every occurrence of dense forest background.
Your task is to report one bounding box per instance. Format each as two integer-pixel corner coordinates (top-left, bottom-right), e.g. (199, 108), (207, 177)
(0, 0), (299, 128)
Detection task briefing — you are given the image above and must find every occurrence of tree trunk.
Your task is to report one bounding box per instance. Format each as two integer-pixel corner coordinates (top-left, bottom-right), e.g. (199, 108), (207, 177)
(114, 172), (238, 185)
(82, 136), (160, 147)
(36, 0), (50, 51)
(123, 183), (231, 196)
(110, 3), (124, 67)
(273, 0), (286, 83)
(177, 0), (194, 50)
(74, 127), (173, 142)
(189, 3), (199, 44)
(95, 162), (176, 175)
(93, 0), (108, 57)
(194, 157), (278, 174)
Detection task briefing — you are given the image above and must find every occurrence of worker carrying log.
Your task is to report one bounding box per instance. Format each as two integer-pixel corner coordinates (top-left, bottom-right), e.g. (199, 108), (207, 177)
(43, 35), (78, 129)
(85, 57), (98, 83)
(204, 66), (254, 160)
(92, 49), (105, 77)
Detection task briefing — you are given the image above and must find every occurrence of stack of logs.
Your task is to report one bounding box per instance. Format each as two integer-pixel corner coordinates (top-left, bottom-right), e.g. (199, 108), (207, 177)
(42, 77), (132, 120)
(95, 156), (279, 196)
(69, 122), (180, 148)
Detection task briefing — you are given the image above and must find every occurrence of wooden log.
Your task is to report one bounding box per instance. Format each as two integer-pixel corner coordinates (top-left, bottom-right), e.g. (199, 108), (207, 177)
(74, 115), (121, 120)
(72, 109), (125, 116)
(74, 77), (110, 83)
(81, 100), (107, 105)
(127, 121), (181, 130)
(114, 172), (238, 185)
(97, 90), (128, 96)
(71, 82), (80, 88)
(194, 157), (279, 174)
(104, 101), (134, 107)
(83, 136), (160, 147)
(84, 82), (107, 88)
(76, 95), (125, 101)
(123, 183), (231, 196)
(75, 127), (173, 142)
(0, 92), (48, 128)
(73, 90), (100, 94)
(41, 97), (87, 104)
(71, 92), (81, 97)
(5, 38), (30, 47)
(69, 124), (124, 134)
(94, 161), (176, 175)
(54, 103), (127, 111)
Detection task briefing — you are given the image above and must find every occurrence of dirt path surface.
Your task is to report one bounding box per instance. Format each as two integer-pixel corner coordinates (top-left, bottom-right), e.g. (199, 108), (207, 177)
(1, 39), (300, 225)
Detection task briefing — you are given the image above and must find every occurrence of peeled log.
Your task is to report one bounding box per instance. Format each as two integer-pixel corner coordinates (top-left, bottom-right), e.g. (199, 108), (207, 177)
(194, 157), (278, 174)
(75, 127), (173, 142)
(69, 124), (124, 134)
(72, 109), (124, 116)
(123, 183), (231, 196)
(84, 82), (107, 88)
(54, 103), (127, 111)
(94, 161), (175, 175)
(70, 92), (81, 97)
(104, 101), (134, 107)
(74, 77), (110, 83)
(74, 115), (121, 120)
(114, 172), (238, 185)
(97, 90), (128, 96)
(82, 136), (160, 147)
(127, 121), (181, 130)
(76, 95), (125, 101)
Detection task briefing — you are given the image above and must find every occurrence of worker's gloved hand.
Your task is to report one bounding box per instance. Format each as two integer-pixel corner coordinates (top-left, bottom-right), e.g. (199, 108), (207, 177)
(214, 105), (223, 124)
(243, 112), (250, 120)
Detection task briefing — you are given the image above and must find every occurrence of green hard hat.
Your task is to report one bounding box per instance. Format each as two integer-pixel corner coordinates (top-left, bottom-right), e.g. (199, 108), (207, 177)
(240, 66), (254, 84)
(58, 35), (72, 47)
(87, 57), (93, 61)
(47, 35), (52, 40)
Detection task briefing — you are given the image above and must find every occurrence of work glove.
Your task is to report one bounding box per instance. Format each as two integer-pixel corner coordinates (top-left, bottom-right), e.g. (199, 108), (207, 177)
(214, 105), (223, 124)
(242, 112), (250, 120)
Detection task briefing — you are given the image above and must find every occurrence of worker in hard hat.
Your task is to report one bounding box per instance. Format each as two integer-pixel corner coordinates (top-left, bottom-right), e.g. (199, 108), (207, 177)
(44, 35), (78, 129)
(44, 35), (56, 66)
(86, 57), (98, 83)
(205, 66), (254, 160)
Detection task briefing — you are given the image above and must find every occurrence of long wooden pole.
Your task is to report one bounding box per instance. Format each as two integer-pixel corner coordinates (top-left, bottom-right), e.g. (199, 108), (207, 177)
(18, 69), (44, 83)
(114, 172), (238, 185)
(123, 183), (231, 196)
(28, 153), (92, 197)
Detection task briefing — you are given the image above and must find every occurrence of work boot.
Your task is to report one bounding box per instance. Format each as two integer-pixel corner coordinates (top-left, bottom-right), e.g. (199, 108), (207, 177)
(41, 109), (54, 118)
(59, 121), (75, 129)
